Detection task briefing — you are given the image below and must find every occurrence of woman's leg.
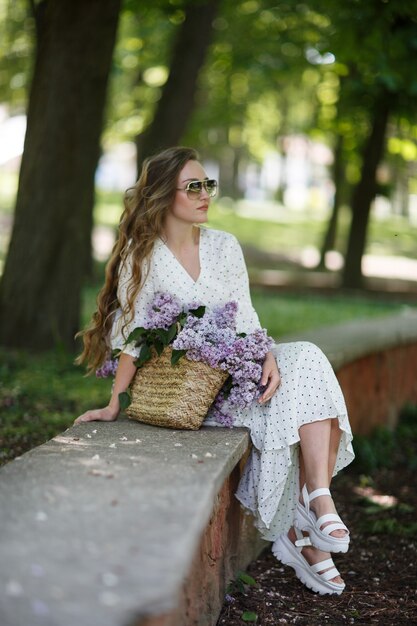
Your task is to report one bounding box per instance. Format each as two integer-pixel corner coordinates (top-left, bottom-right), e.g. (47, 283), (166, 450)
(294, 417), (346, 585)
(299, 418), (331, 490)
(298, 418), (346, 532)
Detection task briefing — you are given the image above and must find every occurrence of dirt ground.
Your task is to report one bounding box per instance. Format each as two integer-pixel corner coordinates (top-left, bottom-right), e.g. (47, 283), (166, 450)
(216, 466), (417, 625)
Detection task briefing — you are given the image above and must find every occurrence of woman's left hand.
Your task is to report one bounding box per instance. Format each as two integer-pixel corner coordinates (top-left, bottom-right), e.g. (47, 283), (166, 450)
(258, 351), (281, 404)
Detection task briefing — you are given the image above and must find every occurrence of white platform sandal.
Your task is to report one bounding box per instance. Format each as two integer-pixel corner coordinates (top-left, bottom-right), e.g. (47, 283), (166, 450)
(295, 484), (350, 553)
(272, 528), (345, 596)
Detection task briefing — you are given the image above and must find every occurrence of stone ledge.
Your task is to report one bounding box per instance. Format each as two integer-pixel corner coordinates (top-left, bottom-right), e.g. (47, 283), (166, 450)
(0, 419), (260, 626)
(280, 308), (417, 371)
(281, 309), (417, 435)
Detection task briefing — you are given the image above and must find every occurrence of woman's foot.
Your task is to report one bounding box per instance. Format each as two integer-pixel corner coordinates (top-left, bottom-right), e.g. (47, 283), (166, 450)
(287, 527), (344, 585)
(301, 486), (348, 539)
(295, 484), (350, 553)
(272, 527), (345, 595)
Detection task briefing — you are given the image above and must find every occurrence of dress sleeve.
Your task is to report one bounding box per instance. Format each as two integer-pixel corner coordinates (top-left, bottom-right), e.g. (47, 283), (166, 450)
(109, 253), (154, 358)
(226, 235), (262, 334)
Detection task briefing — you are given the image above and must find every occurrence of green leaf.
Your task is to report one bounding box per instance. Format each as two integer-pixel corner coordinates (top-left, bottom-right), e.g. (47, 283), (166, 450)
(155, 328), (168, 342)
(242, 611), (257, 622)
(118, 391), (131, 411)
(135, 343), (152, 368)
(154, 339), (164, 356)
(238, 572), (257, 586)
(166, 322), (178, 344)
(188, 305), (206, 318)
(171, 349), (187, 366)
(177, 312), (188, 328)
(126, 327), (147, 344)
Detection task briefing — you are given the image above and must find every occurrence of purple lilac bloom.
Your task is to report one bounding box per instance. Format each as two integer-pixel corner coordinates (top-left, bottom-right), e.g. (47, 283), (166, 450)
(96, 358), (118, 378)
(133, 292), (275, 427)
(144, 292), (182, 330)
(209, 391), (235, 428)
(213, 301), (238, 329)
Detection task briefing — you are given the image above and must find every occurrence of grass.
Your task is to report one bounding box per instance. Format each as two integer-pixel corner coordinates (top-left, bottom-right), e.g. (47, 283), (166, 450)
(92, 197), (417, 262)
(0, 347), (112, 465)
(251, 290), (413, 338)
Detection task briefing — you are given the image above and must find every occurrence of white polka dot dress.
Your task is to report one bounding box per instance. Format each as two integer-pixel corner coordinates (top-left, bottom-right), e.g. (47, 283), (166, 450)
(111, 227), (355, 541)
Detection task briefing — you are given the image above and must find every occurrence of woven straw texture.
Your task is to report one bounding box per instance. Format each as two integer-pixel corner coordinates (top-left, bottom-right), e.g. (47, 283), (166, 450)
(126, 347), (229, 430)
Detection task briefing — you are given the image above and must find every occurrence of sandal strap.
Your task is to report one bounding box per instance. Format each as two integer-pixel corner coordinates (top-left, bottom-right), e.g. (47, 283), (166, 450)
(320, 522), (349, 537)
(308, 487), (331, 501)
(294, 527), (312, 548)
(295, 536), (312, 547)
(311, 558), (334, 573)
(321, 567), (341, 582)
(316, 513), (343, 526)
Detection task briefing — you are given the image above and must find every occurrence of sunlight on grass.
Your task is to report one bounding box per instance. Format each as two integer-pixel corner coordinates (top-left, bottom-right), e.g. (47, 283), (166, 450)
(251, 290), (412, 338)
(92, 192), (417, 261)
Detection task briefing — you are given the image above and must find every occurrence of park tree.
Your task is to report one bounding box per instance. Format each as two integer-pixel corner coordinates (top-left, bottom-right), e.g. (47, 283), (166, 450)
(135, 0), (221, 171)
(310, 0), (417, 287)
(184, 0), (325, 195)
(0, 0), (121, 350)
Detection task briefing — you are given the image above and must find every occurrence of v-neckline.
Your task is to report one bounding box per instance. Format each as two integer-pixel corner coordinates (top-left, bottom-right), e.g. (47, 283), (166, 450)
(159, 227), (204, 285)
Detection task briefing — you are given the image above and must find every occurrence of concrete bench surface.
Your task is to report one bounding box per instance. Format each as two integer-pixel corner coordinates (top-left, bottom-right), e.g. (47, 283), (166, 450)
(0, 419), (249, 626)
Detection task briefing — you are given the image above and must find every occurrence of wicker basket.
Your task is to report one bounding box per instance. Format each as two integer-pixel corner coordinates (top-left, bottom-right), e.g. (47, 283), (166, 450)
(126, 347), (229, 430)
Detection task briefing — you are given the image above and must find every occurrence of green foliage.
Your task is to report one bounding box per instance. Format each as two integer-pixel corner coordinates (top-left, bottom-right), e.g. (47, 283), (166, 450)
(226, 570), (258, 596)
(350, 405), (417, 538)
(357, 484), (417, 538)
(118, 390), (131, 411)
(0, 0), (34, 108)
(242, 611), (258, 622)
(362, 518), (417, 537)
(104, 3), (178, 142)
(0, 347), (110, 466)
(351, 404), (417, 474)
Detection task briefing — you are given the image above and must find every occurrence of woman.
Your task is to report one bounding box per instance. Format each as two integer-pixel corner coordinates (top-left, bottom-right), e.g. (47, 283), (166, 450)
(75, 146), (354, 596)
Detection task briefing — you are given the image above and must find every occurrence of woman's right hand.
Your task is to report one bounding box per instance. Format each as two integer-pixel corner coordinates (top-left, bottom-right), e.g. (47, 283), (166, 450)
(73, 405), (119, 425)
(74, 354), (136, 425)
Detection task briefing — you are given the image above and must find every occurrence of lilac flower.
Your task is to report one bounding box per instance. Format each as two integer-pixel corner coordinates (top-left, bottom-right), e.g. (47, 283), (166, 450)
(144, 292), (182, 330)
(225, 594), (235, 603)
(126, 293), (274, 427)
(96, 358), (118, 378)
(213, 301), (238, 329)
(209, 391), (235, 428)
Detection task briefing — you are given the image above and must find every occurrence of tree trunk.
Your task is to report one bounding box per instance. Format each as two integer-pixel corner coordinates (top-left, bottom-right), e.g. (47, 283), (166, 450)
(136, 0), (220, 172)
(342, 92), (392, 288)
(0, 0), (121, 351)
(318, 133), (344, 269)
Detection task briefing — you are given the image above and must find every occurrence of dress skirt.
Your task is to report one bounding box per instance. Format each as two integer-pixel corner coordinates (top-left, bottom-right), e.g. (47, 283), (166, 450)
(203, 341), (355, 542)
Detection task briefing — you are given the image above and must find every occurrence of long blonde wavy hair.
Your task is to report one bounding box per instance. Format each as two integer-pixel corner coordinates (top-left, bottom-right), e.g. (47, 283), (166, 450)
(76, 146), (199, 374)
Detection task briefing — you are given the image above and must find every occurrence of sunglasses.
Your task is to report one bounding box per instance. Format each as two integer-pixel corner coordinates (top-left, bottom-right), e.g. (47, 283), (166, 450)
(176, 179), (218, 199)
